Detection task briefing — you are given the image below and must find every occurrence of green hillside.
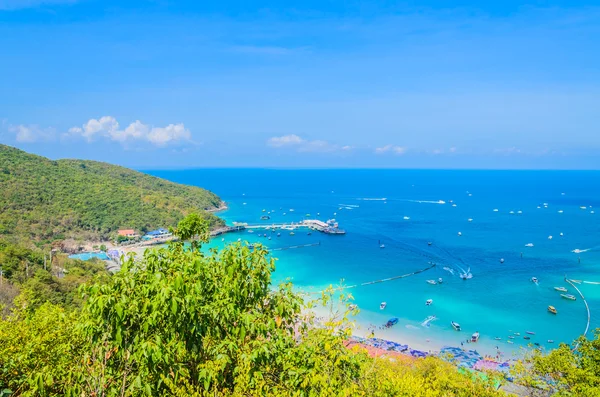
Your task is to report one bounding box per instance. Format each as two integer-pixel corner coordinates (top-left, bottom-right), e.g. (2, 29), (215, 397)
(0, 145), (224, 243)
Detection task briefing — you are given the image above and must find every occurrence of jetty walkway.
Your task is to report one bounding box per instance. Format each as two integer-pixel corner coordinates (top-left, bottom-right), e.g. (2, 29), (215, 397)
(211, 219), (345, 237)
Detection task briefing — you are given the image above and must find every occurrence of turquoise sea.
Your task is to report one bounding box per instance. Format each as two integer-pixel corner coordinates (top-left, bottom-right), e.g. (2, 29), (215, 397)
(148, 169), (600, 357)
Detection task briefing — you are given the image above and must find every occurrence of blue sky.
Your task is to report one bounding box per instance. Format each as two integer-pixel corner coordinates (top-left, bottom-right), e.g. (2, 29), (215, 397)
(1, 0), (599, 169)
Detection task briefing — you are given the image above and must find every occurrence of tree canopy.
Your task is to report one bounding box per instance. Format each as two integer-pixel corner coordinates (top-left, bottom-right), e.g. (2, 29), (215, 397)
(0, 144), (224, 245)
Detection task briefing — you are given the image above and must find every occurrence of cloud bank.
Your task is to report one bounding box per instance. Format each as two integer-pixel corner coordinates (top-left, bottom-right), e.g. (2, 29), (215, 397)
(267, 134), (351, 153)
(66, 116), (192, 146)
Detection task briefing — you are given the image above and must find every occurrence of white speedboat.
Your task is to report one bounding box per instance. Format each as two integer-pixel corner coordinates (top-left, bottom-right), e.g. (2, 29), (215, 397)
(561, 294), (577, 301)
(548, 235), (553, 240)
(426, 299), (433, 306)
(554, 286), (567, 292)
(468, 218), (473, 222)
(426, 280), (437, 285)
(421, 315), (437, 327)
(471, 332), (480, 342)
(438, 277), (443, 284)
(531, 277), (539, 284)
(457, 232), (462, 236)
(459, 267), (473, 280)
(493, 209), (499, 212)
(380, 302), (387, 310)
(451, 321), (461, 331)
(525, 243), (534, 247)
(380, 244), (385, 249)
(403, 216), (410, 220)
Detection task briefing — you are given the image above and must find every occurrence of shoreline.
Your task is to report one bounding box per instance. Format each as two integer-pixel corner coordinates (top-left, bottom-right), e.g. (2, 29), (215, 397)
(208, 201), (229, 213)
(307, 300), (523, 366)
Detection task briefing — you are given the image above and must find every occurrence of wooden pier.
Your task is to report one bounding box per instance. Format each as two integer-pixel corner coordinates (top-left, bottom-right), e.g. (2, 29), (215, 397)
(232, 219), (345, 235)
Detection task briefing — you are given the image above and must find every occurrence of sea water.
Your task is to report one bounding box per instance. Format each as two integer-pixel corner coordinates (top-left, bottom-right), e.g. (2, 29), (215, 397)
(148, 169), (600, 357)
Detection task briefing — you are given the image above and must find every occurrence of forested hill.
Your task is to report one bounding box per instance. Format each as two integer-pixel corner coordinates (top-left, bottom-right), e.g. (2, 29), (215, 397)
(0, 145), (224, 243)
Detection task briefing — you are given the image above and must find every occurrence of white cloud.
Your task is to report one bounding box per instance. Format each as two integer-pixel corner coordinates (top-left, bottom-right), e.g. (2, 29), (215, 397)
(267, 134), (305, 147)
(66, 116), (192, 147)
(267, 135), (348, 153)
(375, 145), (407, 155)
(7, 124), (55, 143)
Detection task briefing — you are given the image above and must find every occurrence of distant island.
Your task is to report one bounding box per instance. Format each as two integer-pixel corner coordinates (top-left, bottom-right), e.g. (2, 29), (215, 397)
(0, 144), (225, 247)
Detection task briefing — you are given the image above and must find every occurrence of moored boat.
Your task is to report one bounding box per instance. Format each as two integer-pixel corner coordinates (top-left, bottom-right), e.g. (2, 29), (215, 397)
(554, 286), (567, 292)
(471, 332), (480, 342)
(531, 277), (539, 284)
(548, 305), (557, 314)
(561, 294), (576, 301)
(526, 331), (536, 335)
(426, 280), (437, 285)
(385, 317), (399, 328)
(451, 321), (461, 331)
(426, 299), (433, 306)
(380, 302), (387, 310)
(438, 277), (443, 284)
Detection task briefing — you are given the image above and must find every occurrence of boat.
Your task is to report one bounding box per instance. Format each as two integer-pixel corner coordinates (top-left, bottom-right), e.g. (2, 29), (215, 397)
(385, 317), (399, 328)
(471, 332), (480, 342)
(507, 340), (514, 344)
(380, 302), (387, 310)
(468, 218), (473, 222)
(260, 215), (270, 220)
(560, 232), (564, 236)
(494, 337), (502, 340)
(548, 235), (553, 240)
(307, 232), (312, 236)
(548, 306), (557, 314)
(268, 236), (271, 240)
(500, 258), (505, 263)
(510, 211), (515, 214)
(554, 286), (567, 292)
(426, 299), (433, 306)
(442, 266), (455, 275)
(403, 216), (410, 220)
(524, 336), (531, 340)
(493, 209), (499, 212)
(459, 267), (473, 280)
(277, 233), (281, 237)
(451, 321), (461, 331)
(426, 280), (437, 285)
(508, 336), (515, 339)
(289, 232), (295, 236)
(531, 277), (539, 284)
(422, 315), (437, 327)
(428, 241), (433, 246)
(561, 294), (576, 301)
(349, 304), (358, 311)
(558, 210), (564, 213)
(457, 232), (462, 236)
(526, 331), (536, 335)
(548, 340), (554, 343)
(525, 243), (534, 247)
(379, 244), (385, 249)
(437, 278), (443, 284)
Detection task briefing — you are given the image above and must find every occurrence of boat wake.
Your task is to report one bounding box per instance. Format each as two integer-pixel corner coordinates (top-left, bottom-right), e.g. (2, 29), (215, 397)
(339, 204), (359, 208)
(357, 198), (387, 201)
(443, 266), (455, 276)
(405, 199), (446, 205)
(572, 248), (591, 254)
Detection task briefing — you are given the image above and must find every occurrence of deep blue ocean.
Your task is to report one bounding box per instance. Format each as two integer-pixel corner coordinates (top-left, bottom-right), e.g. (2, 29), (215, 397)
(148, 169), (600, 357)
